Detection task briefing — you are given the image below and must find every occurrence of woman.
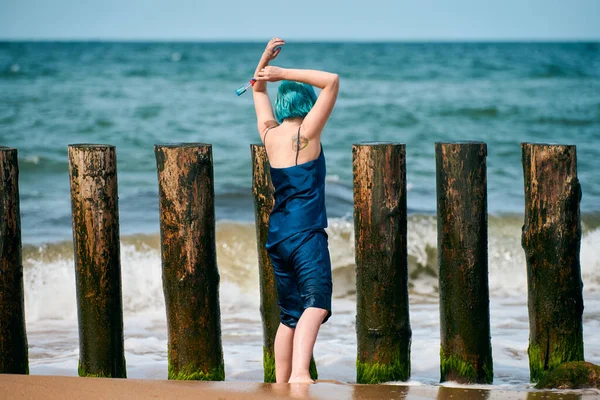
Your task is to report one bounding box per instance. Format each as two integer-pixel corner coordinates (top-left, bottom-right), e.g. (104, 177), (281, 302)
(252, 37), (339, 384)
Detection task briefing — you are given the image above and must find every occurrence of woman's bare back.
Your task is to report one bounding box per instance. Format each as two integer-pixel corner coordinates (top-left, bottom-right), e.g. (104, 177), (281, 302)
(263, 121), (321, 169)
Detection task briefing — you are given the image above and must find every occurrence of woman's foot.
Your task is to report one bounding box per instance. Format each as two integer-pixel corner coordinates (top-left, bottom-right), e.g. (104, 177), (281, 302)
(274, 323), (295, 383)
(289, 307), (329, 383)
(287, 375), (315, 384)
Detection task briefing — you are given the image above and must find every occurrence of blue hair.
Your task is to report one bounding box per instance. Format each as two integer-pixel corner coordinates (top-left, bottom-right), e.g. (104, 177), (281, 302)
(274, 81), (318, 123)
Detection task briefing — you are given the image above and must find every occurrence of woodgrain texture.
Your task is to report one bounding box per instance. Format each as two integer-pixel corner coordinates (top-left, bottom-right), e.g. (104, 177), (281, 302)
(155, 143), (224, 381)
(353, 142), (411, 384)
(435, 141), (492, 384)
(68, 144), (125, 378)
(521, 143), (584, 383)
(0, 146), (28, 374)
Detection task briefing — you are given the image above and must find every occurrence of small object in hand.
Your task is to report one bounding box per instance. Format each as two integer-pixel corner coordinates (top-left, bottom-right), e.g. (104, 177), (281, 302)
(235, 79), (257, 96)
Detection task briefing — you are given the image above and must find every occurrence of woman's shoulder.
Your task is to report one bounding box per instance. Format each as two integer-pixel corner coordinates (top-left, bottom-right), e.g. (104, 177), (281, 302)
(261, 120), (280, 142)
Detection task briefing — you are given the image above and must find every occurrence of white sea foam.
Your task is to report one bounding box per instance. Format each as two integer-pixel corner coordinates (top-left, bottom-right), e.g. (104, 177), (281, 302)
(21, 221), (600, 386)
(24, 290), (600, 386)
(23, 155), (41, 164)
(24, 253), (77, 322)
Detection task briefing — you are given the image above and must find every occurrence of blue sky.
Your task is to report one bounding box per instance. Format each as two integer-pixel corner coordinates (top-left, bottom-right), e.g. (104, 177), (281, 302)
(1, 0), (599, 41)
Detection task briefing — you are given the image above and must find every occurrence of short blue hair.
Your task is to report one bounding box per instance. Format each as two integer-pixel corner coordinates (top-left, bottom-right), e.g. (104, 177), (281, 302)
(274, 81), (318, 123)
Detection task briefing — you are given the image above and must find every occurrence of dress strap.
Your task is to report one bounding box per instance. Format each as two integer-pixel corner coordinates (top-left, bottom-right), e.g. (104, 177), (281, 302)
(263, 125), (276, 158)
(295, 126), (301, 165)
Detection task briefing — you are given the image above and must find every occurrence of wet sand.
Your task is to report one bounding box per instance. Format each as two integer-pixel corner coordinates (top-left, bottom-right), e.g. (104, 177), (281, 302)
(1, 375), (599, 399)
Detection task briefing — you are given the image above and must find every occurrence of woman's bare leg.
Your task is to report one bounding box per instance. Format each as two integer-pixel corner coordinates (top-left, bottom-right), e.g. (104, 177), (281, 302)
(288, 307), (329, 383)
(274, 323), (295, 383)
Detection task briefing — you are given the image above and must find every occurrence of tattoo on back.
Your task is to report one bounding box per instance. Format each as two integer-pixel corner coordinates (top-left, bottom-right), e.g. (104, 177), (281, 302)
(292, 135), (309, 151)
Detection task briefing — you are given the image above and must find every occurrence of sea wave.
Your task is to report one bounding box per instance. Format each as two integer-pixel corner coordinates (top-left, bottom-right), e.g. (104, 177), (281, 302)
(437, 106), (501, 119)
(21, 214), (600, 323)
(0, 63), (24, 78)
(530, 116), (598, 127)
(18, 154), (68, 173)
(529, 63), (590, 79)
(124, 68), (152, 77)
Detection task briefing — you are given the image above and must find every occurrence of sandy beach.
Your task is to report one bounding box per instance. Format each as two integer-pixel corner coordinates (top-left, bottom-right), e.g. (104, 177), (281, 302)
(1, 375), (599, 400)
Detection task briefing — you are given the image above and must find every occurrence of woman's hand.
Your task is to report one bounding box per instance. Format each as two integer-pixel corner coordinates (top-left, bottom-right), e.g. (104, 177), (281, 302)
(255, 66), (285, 82)
(253, 37), (285, 91)
(262, 37), (285, 61)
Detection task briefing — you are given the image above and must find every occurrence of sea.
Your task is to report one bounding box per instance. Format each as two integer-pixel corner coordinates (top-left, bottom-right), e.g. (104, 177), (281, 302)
(1, 41), (599, 391)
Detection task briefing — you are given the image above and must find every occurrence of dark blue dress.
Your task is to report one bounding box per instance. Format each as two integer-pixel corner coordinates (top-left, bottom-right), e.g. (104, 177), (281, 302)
(264, 137), (332, 329)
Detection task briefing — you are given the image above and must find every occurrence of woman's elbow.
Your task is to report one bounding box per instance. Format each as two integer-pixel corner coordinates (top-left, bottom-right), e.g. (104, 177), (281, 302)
(328, 74), (340, 92)
(330, 74), (339, 86)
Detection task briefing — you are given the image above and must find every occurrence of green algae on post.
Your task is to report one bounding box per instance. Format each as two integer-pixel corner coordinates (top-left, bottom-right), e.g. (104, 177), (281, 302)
(353, 143), (412, 384)
(78, 360), (111, 378)
(535, 361), (600, 389)
(78, 358), (126, 378)
(68, 144), (126, 379)
(356, 351), (410, 384)
(155, 144), (224, 381)
(440, 348), (493, 385)
(0, 147), (29, 375)
(168, 361), (225, 381)
(262, 347), (276, 383)
(309, 356), (318, 380)
(435, 142), (493, 384)
(521, 143), (584, 383)
(527, 342), (584, 383)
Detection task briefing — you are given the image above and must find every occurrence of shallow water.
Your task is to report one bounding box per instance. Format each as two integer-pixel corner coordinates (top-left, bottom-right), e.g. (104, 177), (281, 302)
(23, 220), (600, 389)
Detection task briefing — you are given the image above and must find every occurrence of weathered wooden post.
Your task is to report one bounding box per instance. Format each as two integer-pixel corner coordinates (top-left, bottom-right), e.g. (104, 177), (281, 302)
(353, 142), (411, 384)
(521, 143), (584, 382)
(68, 144), (126, 378)
(155, 143), (224, 381)
(250, 144), (280, 383)
(250, 144), (317, 382)
(435, 141), (493, 384)
(0, 146), (28, 374)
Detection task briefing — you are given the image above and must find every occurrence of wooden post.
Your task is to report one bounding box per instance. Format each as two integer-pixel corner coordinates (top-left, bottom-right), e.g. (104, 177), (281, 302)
(250, 144), (317, 382)
(521, 143), (584, 382)
(68, 144), (126, 378)
(435, 141), (493, 384)
(0, 146), (28, 374)
(250, 144), (279, 383)
(155, 143), (224, 381)
(353, 142), (411, 384)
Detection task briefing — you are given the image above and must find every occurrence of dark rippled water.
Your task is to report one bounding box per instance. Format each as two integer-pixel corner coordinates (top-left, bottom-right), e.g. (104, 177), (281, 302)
(1, 41), (599, 244)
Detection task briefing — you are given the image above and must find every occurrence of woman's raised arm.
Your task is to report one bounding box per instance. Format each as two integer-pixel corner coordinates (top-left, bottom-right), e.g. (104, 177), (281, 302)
(256, 67), (339, 139)
(252, 38), (285, 139)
